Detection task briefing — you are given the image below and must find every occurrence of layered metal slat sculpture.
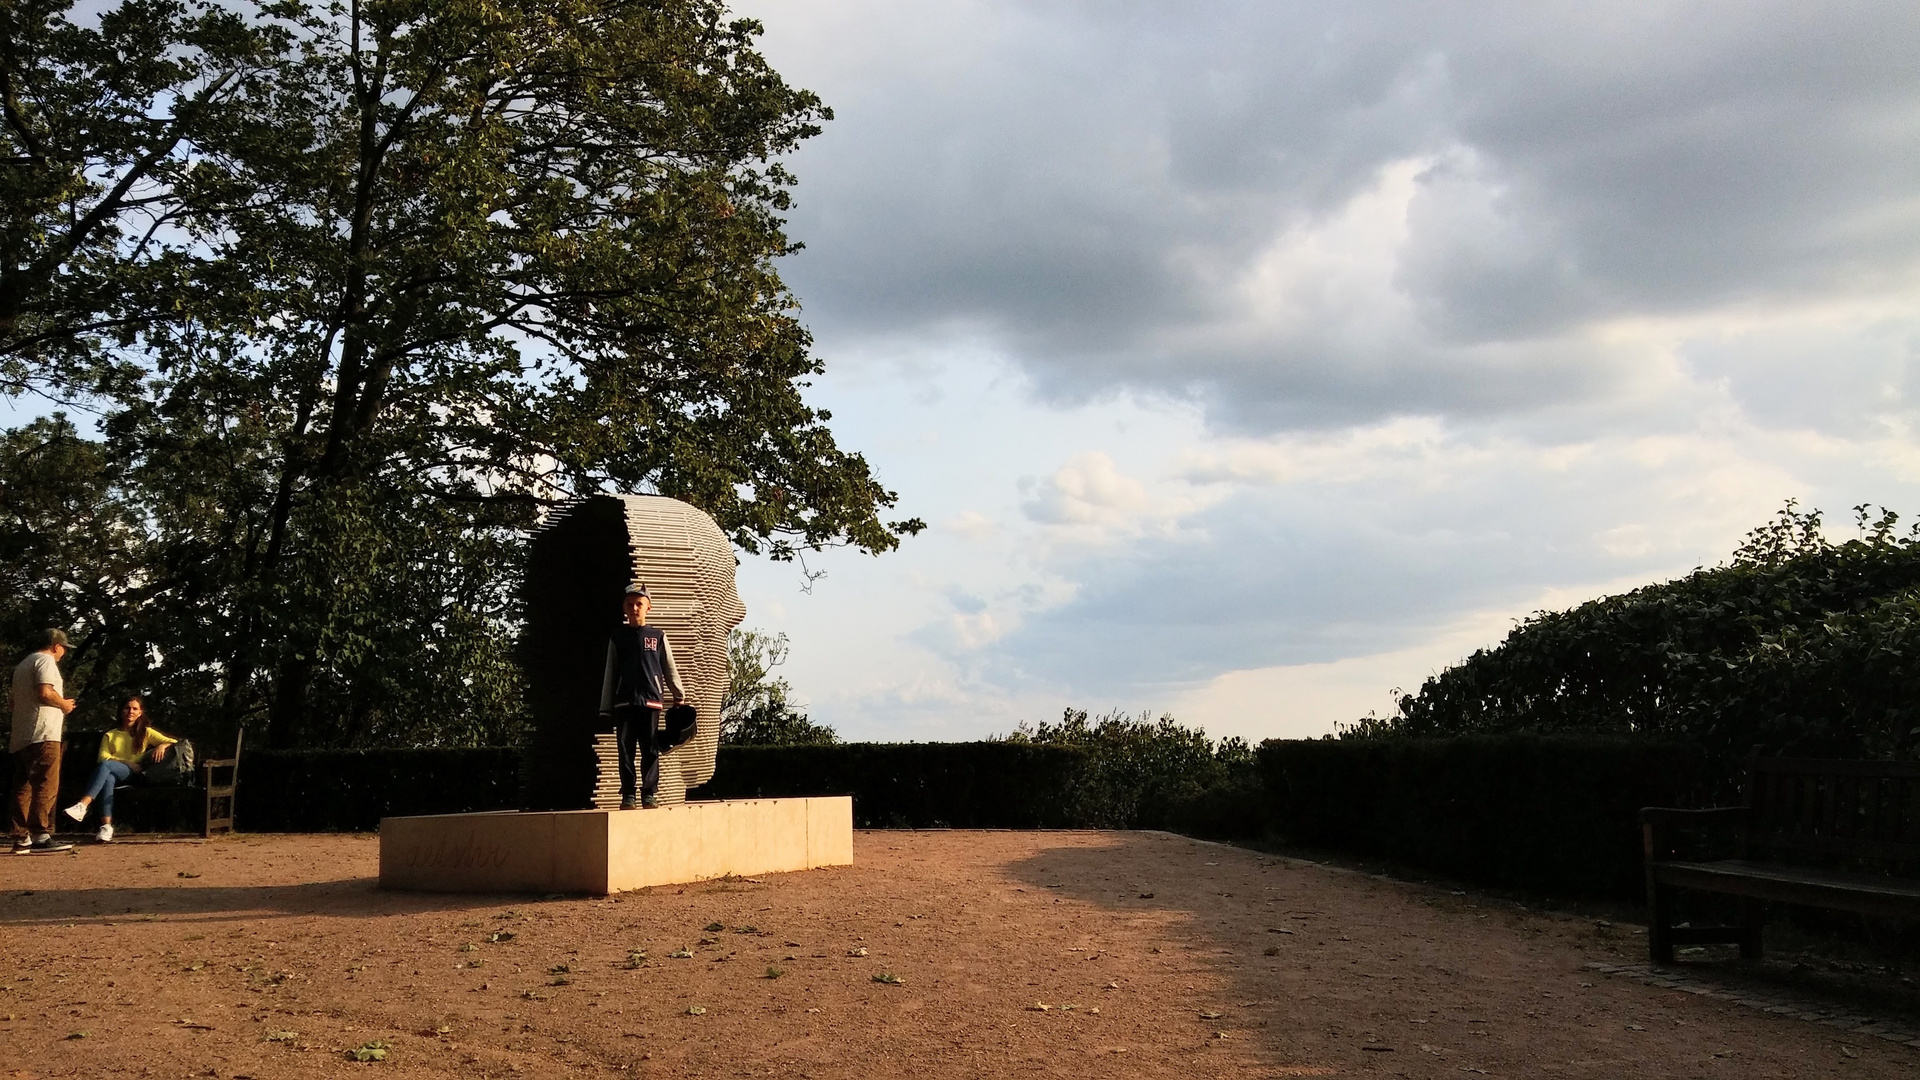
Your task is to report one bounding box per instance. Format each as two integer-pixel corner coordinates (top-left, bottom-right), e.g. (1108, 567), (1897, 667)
(521, 494), (745, 808)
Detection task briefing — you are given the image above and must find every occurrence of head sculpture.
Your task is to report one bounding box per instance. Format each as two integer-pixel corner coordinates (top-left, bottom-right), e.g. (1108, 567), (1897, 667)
(521, 494), (746, 808)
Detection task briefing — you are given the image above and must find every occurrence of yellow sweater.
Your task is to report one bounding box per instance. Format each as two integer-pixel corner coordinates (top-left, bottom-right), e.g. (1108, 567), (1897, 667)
(98, 726), (177, 765)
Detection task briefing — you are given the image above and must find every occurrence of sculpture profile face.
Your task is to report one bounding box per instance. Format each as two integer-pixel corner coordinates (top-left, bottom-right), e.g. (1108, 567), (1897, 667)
(521, 493), (746, 809)
(619, 495), (746, 797)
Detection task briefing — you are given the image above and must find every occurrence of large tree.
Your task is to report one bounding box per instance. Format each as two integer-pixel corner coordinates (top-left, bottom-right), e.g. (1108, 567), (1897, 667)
(1, 0), (919, 746)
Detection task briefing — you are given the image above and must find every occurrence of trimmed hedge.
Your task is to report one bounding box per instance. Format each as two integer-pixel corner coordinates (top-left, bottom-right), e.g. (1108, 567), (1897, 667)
(693, 742), (1090, 828)
(1257, 735), (1715, 900)
(235, 748), (521, 831)
(65, 733), (1729, 909)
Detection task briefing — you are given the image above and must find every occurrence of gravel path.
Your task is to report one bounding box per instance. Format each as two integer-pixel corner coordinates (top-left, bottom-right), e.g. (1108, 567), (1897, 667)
(0, 829), (1909, 1078)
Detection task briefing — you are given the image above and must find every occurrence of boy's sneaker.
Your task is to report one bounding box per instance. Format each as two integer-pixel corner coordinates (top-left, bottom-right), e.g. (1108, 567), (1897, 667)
(63, 801), (87, 822)
(11, 835), (30, 854)
(96, 823), (114, 842)
(641, 796), (660, 809)
(619, 798), (637, 810)
(29, 835), (73, 853)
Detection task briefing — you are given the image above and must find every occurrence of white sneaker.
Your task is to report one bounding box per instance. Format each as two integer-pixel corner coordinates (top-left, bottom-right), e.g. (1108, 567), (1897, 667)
(95, 823), (114, 843)
(63, 801), (87, 822)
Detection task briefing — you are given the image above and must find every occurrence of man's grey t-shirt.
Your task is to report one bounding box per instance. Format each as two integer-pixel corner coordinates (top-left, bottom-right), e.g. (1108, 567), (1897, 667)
(10, 651), (63, 752)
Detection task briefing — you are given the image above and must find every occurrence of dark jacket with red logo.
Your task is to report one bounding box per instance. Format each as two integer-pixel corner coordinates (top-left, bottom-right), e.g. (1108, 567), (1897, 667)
(598, 623), (686, 712)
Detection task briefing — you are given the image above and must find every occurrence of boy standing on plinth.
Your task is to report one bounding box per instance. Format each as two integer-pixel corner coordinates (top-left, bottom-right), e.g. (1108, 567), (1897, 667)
(598, 584), (686, 809)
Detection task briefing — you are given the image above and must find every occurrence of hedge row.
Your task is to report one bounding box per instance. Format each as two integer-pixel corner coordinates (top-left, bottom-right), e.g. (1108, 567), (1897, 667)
(73, 734), (1730, 906)
(1257, 735), (1715, 900)
(692, 742), (1091, 829)
(234, 748), (522, 831)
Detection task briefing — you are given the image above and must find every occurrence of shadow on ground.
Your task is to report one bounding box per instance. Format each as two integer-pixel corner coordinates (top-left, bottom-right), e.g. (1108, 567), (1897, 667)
(1000, 830), (1920, 1078)
(0, 878), (540, 925)
(1004, 832), (1346, 1074)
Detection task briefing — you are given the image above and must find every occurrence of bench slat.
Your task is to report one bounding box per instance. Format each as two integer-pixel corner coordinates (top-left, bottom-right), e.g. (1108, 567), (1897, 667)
(1748, 830), (1920, 864)
(1752, 757), (1920, 779)
(1653, 859), (1920, 919)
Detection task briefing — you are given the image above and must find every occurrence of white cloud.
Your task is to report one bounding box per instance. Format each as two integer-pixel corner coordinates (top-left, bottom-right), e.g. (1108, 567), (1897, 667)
(1021, 451), (1151, 527)
(942, 510), (1001, 541)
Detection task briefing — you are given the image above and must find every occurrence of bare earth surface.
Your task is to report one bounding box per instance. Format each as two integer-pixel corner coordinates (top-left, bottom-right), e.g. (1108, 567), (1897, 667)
(0, 829), (1911, 1079)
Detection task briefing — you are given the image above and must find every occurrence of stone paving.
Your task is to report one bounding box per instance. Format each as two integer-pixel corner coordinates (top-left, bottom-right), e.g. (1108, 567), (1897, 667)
(1585, 960), (1920, 1050)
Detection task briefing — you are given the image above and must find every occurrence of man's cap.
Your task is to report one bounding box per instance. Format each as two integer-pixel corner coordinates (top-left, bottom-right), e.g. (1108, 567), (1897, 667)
(624, 583), (651, 598)
(41, 628), (68, 649)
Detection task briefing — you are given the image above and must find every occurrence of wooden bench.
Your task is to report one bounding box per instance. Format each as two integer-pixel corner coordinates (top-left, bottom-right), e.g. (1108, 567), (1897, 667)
(200, 729), (240, 837)
(59, 729), (243, 837)
(1641, 754), (1920, 963)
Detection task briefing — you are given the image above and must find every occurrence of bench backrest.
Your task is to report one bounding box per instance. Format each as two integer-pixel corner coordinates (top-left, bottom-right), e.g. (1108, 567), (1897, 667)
(1746, 756), (1920, 869)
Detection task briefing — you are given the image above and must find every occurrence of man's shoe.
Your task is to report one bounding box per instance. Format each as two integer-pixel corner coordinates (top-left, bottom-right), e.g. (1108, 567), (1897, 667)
(11, 835), (30, 854)
(619, 799), (636, 810)
(63, 802), (86, 823)
(641, 796), (660, 809)
(29, 836), (73, 853)
(96, 823), (114, 842)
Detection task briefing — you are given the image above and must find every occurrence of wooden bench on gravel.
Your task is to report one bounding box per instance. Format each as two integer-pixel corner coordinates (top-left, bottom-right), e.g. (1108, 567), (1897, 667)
(1641, 754), (1920, 964)
(59, 728), (243, 838)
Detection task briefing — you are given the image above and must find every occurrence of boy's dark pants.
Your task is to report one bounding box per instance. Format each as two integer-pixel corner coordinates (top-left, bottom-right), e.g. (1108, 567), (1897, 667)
(611, 704), (660, 803)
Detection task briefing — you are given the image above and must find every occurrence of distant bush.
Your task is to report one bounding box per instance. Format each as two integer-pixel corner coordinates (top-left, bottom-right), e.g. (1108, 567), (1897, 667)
(1367, 502), (1920, 764)
(1005, 709), (1260, 834)
(720, 628), (838, 746)
(695, 711), (1266, 837)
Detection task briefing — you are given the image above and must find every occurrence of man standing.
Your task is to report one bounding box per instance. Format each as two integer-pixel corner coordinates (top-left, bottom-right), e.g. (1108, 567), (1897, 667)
(12, 629), (76, 854)
(599, 584), (686, 809)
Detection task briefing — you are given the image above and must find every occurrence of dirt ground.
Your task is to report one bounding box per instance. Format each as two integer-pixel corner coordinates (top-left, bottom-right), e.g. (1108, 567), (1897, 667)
(0, 829), (1913, 1079)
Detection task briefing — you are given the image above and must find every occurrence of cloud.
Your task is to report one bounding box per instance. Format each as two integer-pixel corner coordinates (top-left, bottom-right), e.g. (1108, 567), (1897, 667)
(751, 0), (1920, 433)
(987, 419), (1807, 696)
(942, 510), (1001, 540)
(1020, 451), (1151, 527)
(724, 2), (1920, 742)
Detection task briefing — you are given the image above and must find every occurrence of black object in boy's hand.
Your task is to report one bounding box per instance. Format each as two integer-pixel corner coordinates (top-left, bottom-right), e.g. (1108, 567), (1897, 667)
(662, 705), (698, 750)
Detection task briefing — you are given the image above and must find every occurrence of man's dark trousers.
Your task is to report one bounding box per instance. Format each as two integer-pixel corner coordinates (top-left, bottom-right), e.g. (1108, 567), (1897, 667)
(611, 703), (660, 804)
(10, 741), (62, 839)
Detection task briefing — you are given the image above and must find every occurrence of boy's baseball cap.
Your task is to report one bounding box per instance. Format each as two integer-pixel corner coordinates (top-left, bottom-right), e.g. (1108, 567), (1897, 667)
(624, 583), (651, 598)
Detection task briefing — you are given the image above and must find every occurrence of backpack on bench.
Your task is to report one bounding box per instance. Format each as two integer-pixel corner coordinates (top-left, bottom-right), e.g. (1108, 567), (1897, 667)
(142, 739), (195, 786)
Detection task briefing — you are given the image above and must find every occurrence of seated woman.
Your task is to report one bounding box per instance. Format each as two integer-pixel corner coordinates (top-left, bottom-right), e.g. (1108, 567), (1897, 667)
(62, 696), (176, 842)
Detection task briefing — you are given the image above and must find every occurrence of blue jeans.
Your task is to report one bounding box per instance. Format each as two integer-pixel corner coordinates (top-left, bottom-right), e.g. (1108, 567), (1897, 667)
(83, 759), (133, 819)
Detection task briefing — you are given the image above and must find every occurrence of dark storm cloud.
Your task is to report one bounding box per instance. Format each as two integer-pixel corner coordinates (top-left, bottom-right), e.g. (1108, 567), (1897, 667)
(764, 0), (1920, 430)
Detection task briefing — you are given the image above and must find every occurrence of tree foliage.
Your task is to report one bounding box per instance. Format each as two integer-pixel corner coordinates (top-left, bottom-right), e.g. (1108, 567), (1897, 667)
(720, 627), (835, 746)
(1006, 708), (1253, 829)
(1362, 501), (1920, 761)
(0, 0), (919, 746)
(0, 0), (291, 385)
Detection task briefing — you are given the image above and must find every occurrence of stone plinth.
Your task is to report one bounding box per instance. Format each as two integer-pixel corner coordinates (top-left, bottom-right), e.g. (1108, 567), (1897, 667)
(377, 797), (853, 895)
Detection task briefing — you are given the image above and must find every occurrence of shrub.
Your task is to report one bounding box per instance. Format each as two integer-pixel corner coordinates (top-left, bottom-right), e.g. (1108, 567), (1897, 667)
(1374, 503), (1920, 764)
(1006, 709), (1258, 831)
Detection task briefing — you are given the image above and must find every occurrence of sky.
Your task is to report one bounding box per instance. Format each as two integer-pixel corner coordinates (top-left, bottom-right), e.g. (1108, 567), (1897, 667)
(722, 0), (1920, 743)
